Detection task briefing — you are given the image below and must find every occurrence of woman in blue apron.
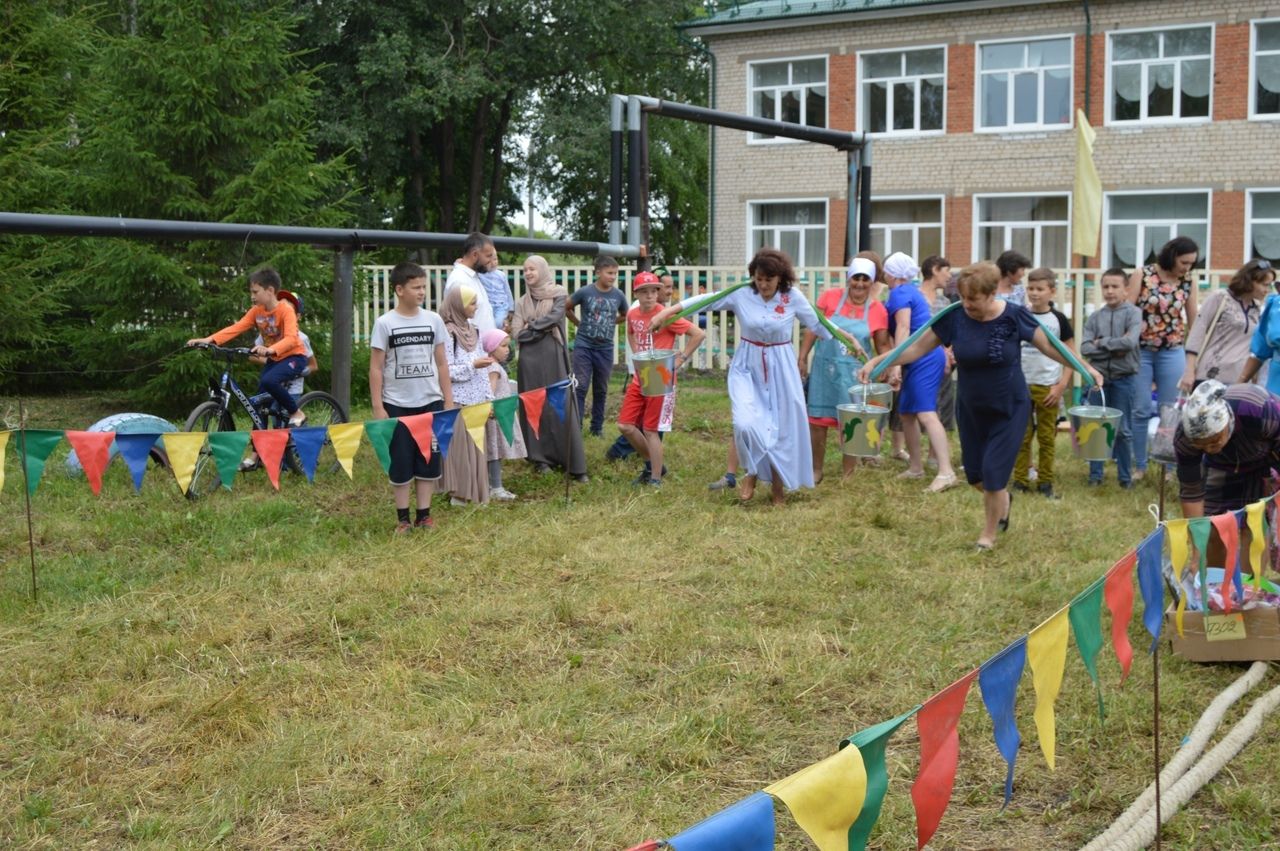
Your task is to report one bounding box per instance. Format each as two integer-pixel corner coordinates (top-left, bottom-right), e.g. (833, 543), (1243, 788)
(799, 257), (891, 482)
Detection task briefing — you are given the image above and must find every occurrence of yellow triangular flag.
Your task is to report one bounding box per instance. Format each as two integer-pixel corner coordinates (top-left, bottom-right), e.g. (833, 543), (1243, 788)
(161, 433), (208, 495)
(1027, 609), (1070, 770)
(1247, 500), (1266, 591)
(0, 430), (9, 493)
(1166, 519), (1191, 636)
(328, 422), (364, 480)
(462, 403), (491, 453)
(765, 745), (866, 851)
(1072, 108), (1102, 258)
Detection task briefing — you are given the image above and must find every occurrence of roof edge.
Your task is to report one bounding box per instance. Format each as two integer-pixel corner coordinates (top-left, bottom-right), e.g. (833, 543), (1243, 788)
(679, 0), (1077, 35)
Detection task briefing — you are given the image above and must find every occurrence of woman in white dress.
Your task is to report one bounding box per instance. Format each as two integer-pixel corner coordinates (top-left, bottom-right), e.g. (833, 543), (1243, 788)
(652, 248), (860, 505)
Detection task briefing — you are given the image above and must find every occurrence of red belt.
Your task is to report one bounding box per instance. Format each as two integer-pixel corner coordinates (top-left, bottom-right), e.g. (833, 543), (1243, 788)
(742, 338), (792, 383)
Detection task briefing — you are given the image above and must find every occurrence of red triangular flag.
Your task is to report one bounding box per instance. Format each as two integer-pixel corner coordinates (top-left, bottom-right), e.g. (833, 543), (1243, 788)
(1211, 513), (1241, 613)
(250, 429), (291, 491)
(65, 430), (116, 496)
(1104, 551), (1137, 683)
(399, 412), (435, 464)
(912, 669), (977, 850)
(520, 387), (547, 440)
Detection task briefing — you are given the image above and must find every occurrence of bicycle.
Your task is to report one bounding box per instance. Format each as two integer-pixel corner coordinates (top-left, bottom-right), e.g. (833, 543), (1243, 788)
(183, 342), (348, 498)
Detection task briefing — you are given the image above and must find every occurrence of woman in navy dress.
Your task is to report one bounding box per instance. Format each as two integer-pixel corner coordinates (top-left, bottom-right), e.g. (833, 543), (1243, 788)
(862, 262), (1103, 550)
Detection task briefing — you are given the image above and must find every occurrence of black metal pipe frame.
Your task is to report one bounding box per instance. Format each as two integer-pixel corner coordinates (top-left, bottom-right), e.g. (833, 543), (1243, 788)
(858, 138), (873, 252)
(634, 95), (863, 151)
(626, 97), (643, 247)
(609, 95), (625, 246)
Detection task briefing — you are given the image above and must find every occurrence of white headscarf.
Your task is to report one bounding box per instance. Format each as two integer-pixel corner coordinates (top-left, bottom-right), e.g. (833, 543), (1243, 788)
(883, 251), (920, 282)
(1181, 380), (1233, 440)
(847, 257), (877, 280)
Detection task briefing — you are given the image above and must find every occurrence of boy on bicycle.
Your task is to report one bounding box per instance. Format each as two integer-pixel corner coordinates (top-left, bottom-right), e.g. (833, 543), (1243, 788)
(187, 267), (309, 427)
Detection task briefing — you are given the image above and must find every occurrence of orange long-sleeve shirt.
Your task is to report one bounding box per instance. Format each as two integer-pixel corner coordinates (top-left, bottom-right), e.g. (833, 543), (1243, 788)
(210, 301), (303, 360)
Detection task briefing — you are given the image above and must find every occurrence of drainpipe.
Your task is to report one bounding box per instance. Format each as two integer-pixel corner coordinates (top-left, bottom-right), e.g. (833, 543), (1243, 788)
(1083, 0), (1093, 117)
(609, 95), (624, 247)
(859, 136), (873, 251)
(678, 30), (716, 264)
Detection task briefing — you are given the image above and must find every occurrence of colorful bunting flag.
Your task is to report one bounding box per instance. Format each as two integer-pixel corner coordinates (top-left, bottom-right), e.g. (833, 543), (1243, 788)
(520, 388), (547, 439)
(251, 429), (291, 491)
(1104, 552), (1137, 683)
(1188, 517), (1211, 612)
(161, 432), (207, 495)
(1165, 519), (1190, 636)
(546, 380), (569, 422)
(1068, 580), (1106, 718)
(1211, 513), (1241, 613)
(1027, 609), (1069, 770)
(765, 745), (867, 851)
(979, 638), (1027, 806)
(16, 430), (63, 497)
(64, 431), (114, 496)
(666, 791), (776, 851)
(1247, 500), (1267, 590)
(290, 426), (329, 482)
(461, 403), (491, 453)
(208, 431), (252, 491)
(327, 422), (363, 479)
(912, 670), (977, 851)
(1136, 530), (1165, 648)
(115, 432), (160, 491)
(624, 842), (662, 851)
(398, 413), (435, 466)
(432, 408), (459, 460)
(363, 418), (398, 475)
(492, 396), (519, 445)
(0, 430), (8, 493)
(845, 708), (916, 851)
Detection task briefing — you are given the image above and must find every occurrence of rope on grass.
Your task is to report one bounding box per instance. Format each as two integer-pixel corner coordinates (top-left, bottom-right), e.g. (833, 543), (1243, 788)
(1081, 661), (1274, 851)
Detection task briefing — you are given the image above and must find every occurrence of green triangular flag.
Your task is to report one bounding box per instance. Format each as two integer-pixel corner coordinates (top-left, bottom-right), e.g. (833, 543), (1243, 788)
(363, 418), (399, 475)
(1188, 517), (1212, 610)
(18, 429), (64, 497)
(843, 707), (917, 851)
(1069, 579), (1106, 719)
(207, 431), (252, 491)
(492, 396), (519, 446)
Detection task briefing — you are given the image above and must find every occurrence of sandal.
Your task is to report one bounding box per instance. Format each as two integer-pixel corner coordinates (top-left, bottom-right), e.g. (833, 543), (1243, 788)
(897, 469), (924, 480)
(892, 449), (910, 462)
(925, 473), (959, 493)
(998, 492), (1013, 532)
(975, 541), (994, 552)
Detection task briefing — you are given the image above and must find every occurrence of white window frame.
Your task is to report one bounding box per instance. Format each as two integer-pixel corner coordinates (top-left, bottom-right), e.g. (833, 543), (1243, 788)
(1101, 188), (1212, 271)
(974, 34), (1074, 133)
(856, 45), (947, 137)
(1246, 188), (1280, 261)
(745, 198), (830, 267)
(1105, 23), (1214, 127)
(868, 195), (946, 260)
(972, 192), (1073, 268)
(1250, 18), (1280, 120)
(745, 55), (829, 145)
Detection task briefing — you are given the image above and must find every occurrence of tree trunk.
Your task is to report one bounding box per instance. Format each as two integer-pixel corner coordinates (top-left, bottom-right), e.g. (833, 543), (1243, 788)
(483, 92), (515, 234)
(435, 116), (457, 262)
(465, 95), (493, 233)
(407, 126), (426, 232)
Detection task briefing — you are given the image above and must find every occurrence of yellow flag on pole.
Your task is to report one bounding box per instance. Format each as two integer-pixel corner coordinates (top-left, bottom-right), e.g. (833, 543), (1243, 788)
(1027, 609), (1070, 770)
(1072, 109), (1102, 259)
(162, 433), (208, 495)
(765, 745), (867, 851)
(462, 403), (491, 452)
(328, 422), (364, 479)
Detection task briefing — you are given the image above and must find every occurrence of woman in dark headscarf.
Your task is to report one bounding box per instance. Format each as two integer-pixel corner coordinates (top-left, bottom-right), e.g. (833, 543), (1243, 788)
(511, 255), (588, 481)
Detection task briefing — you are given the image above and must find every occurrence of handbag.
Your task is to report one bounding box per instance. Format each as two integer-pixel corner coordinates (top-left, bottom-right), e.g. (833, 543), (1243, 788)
(1149, 394), (1186, 465)
(1192, 290), (1230, 380)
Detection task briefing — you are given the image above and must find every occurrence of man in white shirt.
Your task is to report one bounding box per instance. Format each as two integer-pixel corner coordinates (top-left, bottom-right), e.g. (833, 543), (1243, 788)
(444, 232), (499, 335)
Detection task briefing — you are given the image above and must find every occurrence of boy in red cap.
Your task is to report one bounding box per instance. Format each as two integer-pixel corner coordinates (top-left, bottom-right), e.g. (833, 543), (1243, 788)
(617, 272), (705, 486)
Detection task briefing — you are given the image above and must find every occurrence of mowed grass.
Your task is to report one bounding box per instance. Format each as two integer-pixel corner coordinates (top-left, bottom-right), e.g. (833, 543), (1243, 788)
(2, 381), (1279, 849)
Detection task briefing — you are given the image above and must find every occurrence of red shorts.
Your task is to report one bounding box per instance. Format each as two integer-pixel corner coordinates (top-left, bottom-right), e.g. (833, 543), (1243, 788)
(618, 378), (664, 431)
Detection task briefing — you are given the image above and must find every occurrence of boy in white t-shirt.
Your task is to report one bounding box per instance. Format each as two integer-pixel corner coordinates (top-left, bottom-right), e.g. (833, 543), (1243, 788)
(370, 262), (454, 534)
(1013, 268), (1074, 499)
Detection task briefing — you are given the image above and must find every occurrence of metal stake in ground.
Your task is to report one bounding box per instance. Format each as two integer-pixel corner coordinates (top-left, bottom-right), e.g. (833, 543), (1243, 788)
(17, 399), (38, 603)
(1153, 467), (1166, 851)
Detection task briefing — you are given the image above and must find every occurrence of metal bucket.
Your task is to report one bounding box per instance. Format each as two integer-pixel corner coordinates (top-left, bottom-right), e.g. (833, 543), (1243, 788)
(633, 349), (679, 397)
(1069, 404), (1123, 461)
(837, 403), (890, 458)
(846, 382), (893, 410)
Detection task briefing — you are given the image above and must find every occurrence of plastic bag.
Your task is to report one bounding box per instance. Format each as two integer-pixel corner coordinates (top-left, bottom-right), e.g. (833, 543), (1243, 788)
(1149, 395), (1185, 465)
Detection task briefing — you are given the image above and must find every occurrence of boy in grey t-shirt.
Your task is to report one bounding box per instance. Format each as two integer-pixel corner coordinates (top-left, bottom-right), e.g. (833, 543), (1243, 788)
(370, 262), (453, 533)
(567, 256), (628, 436)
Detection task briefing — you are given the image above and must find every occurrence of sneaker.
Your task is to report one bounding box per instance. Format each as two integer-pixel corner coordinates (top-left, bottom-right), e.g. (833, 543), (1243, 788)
(572, 473), (590, 484)
(287, 411), (307, 428)
(1037, 483), (1061, 500)
(1087, 479), (1102, 487)
(708, 472), (737, 490)
(414, 516), (435, 530)
(641, 477), (662, 487)
(490, 486), (517, 502)
(1119, 481), (1135, 490)
(604, 447), (625, 462)
(394, 520), (413, 535)
(450, 497), (468, 507)
(589, 429), (604, 438)
(533, 463), (552, 474)
(1011, 482), (1032, 493)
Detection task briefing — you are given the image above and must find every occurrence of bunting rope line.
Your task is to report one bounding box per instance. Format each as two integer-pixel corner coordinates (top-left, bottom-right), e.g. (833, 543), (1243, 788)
(1, 345), (190, 377)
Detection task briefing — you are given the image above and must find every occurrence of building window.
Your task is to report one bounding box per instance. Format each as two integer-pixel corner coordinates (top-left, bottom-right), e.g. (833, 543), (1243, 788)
(860, 48), (945, 135)
(1104, 191), (1209, 270)
(1247, 190), (1280, 263)
(869, 198), (943, 259)
(1253, 20), (1280, 117)
(977, 37), (1072, 131)
(748, 57), (827, 141)
(1109, 26), (1212, 123)
(975, 195), (1070, 267)
(748, 200), (828, 267)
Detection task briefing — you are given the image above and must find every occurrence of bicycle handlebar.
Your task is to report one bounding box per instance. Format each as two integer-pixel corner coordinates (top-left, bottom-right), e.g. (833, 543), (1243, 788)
(187, 342), (254, 358)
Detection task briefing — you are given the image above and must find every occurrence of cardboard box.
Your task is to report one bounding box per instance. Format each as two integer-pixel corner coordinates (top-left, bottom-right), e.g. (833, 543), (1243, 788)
(1165, 606), (1280, 662)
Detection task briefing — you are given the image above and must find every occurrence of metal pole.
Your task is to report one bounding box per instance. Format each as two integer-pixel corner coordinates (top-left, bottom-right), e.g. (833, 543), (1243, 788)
(633, 95), (863, 150)
(17, 401), (38, 603)
(640, 109), (651, 257)
(627, 96), (643, 247)
(609, 95), (625, 247)
(332, 248), (355, 413)
(858, 136), (873, 251)
(846, 149), (860, 265)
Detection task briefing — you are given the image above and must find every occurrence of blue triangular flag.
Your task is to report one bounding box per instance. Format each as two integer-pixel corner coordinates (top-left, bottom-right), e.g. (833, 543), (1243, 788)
(115, 433), (160, 492)
(1136, 528), (1165, 651)
(432, 408), (459, 460)
(666, 791), (775, 851)
(290, 426), (328, 482)
(546, 379), (569, 422)
(979, 637), (1027, 807)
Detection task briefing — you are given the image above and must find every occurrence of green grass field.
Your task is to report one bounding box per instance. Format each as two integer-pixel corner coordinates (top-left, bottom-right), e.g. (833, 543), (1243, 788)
(2, 380), (1279, 849)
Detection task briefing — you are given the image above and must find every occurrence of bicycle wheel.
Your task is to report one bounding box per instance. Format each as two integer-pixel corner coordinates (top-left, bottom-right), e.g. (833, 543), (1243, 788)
(287, 391), (349, 477)
(183, 401), (234, 499)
